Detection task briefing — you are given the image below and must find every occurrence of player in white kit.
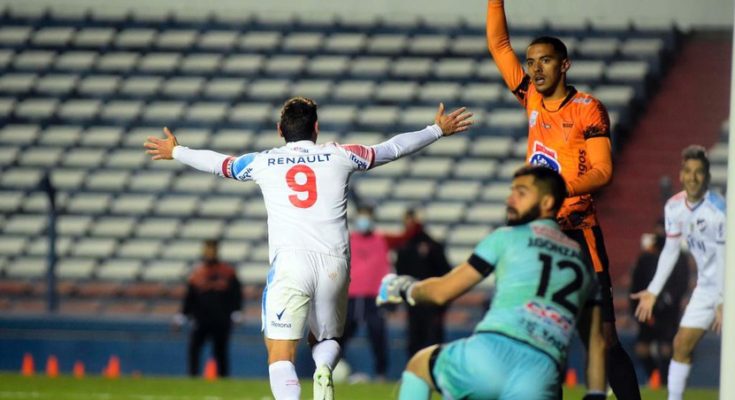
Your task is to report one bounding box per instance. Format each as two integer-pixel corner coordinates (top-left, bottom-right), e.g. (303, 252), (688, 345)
(630, 145), (725, 400)
(144, 97), (473, 400)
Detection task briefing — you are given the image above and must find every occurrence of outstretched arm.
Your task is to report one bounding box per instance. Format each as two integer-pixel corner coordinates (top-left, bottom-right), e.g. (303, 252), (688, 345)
(630, 236), (681, 322)
(144, 127), (231, 177)
(486, 0), (527, 96)
(371, 103), (472, 167)
(409, 263), (484, 306)
(377, 263), (484, 307)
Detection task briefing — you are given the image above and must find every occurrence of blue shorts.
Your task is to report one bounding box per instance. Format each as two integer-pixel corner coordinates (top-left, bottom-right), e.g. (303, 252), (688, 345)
(432, 333), (560, 400)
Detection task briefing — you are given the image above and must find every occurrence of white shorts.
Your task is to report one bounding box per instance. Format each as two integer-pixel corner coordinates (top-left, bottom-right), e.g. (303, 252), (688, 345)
(262, 250), (350, 341)
(679, 286), (719, 329)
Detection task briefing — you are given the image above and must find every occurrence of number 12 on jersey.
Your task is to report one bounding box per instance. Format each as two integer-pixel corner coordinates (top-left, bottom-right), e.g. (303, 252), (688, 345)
(286, 165), (317, 208)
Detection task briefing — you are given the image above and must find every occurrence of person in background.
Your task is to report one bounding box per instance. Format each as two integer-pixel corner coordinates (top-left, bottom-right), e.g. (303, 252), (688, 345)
(392, 209), (451, 357)
(631, 145), (725, 400)
(174, 239), (243, 377)
(342, 205), (390, 381)
(630, 222), (690, 385)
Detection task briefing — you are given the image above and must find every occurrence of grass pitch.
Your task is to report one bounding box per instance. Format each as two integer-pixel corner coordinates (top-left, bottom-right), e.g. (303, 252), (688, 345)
(0, 373), (717, 399)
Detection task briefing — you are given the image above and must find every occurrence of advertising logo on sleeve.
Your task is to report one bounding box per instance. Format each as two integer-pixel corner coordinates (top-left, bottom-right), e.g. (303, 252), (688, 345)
(528, 141), (562, 172)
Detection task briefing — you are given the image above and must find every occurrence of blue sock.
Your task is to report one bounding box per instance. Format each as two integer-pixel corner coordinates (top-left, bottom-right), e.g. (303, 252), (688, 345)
(399, 371), (431, 400)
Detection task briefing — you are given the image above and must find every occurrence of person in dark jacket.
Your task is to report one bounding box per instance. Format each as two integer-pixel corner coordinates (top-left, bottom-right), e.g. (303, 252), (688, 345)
(392, 209), (451, 357)
(176, 239), (242, 377)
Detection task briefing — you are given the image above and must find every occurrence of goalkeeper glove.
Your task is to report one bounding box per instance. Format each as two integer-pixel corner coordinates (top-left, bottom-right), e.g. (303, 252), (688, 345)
(376, 274), (417, 306)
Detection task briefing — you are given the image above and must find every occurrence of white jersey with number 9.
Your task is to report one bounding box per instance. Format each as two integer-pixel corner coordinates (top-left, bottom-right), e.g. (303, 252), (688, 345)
(223, 140), (374, 262)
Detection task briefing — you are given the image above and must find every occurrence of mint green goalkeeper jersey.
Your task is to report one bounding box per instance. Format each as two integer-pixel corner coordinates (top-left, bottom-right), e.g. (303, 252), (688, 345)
(467, 218), (594, 364)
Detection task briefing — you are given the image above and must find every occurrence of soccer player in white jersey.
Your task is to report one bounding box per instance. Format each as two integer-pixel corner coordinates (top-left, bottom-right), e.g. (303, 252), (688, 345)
(630, 145), (725, 400)
(144, 97), (472, 400)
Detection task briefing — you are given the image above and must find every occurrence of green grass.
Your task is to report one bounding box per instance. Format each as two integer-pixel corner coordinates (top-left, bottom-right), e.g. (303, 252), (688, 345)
(0, 373), (717, 399)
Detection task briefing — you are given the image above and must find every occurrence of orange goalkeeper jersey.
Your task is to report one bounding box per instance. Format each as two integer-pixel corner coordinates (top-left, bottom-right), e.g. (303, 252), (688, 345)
(487, 0), (613, 231)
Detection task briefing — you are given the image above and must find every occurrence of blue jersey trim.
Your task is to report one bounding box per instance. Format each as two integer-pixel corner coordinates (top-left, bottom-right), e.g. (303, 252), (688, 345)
(707, 191), (726, 213)
(232, 153), (256, 177)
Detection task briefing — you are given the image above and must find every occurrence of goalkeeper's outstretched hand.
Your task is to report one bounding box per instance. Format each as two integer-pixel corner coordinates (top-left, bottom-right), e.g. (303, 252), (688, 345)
(376, 273), (417, 307)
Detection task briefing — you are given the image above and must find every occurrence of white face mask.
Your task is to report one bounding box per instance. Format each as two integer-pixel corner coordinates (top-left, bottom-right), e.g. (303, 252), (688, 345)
(354, 216), (374, 233)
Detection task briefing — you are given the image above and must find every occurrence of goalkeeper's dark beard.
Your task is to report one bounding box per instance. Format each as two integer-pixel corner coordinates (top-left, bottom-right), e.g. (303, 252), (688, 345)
(506, 204), (542, 226)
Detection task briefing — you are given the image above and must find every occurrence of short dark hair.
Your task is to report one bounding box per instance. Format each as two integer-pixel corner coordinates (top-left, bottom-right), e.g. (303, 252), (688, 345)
(279, 97), (318, 142)
(513, 165), (568, 213)
(529, 36), (568, 60)
(204, 239), (219, 249)
(681, 145), (710, 176)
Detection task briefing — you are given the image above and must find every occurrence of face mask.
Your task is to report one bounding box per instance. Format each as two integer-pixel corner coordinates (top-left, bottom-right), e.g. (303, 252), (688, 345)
(355, 216), (374, 233)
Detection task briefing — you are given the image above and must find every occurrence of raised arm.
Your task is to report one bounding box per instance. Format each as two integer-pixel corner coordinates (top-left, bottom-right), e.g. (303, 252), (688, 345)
(370, 103), (472, 167)
(486, 0), (527, 94)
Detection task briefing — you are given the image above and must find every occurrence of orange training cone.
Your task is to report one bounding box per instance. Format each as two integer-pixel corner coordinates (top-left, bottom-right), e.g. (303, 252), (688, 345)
(649, 369), (661, 390)
(46, 355), (59, 377)
(73, 361), (85, 378)
(564, 368), (578, 388)
(204, 358), (218, 381)
(21, 353), (34, 376)
(104, 355), (120, 379)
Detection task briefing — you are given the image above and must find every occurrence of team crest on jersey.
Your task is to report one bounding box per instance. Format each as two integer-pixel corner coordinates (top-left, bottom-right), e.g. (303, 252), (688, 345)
(696, 218), (707, 232)
(529, 141), (561, 172)
(529, 110), (539, 127)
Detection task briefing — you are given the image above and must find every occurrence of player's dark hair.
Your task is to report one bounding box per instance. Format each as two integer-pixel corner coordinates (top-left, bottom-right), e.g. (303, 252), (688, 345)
(529, 36), (568, 60)
(279, 97), (318, 142)
(204, 239), (219, 249)
(681, 145), (711, 176)
(513, 165), (568, 213)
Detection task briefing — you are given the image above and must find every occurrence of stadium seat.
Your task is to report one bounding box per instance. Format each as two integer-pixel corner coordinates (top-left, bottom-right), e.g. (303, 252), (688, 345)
(390, 58), (433, 79)
(424, 201), (465, 223)
(0, 26), (33, 45)
(409, 157), (453, 178)
(156, 29), (199, 49)
(324, 33), (367, 53)
(375, 81), (418, 102)
(74, 28), (116, 47)
(57, 258), (98, 280)
(282, 32), (324, 52)
(19, 147), (64, 167)
(224, 220), (267, 241)
(58, 99), (102, 121)
(117, 238), (163, 258)
(142, 260), (189, 282)
(1, 167), (43, 188)
(466, 203), (506, 224)
(367, 34), (408, 55)
(0, 73), (37, 93)
(436, 181), (481, 201)
(90, 216), (138, 238)
(52, 169), (88, 190)
(349, 56), (391, 77)
(72, 238), (118, 258)
(119, 76), (163, 96)
(198, 31), (240, 50)
(116, 29), (158, 49)
(393, 179), (436, 199)
(14, 50), (56, 71)
(97, 52), (140, 72)
(35, 73), (79, 94)
(447, 224), (492, 246)
(204, 78), (246, 100)
(162, 240), (204, 260)
(58, 215), (93, 236)
(0, 236), (27, 256)
(199, 197), (242, 217)
(135, 218), (181, 238)
(15, 98), (59, 120)
(239, 31), (282, 51)
(40, 126), (83, 146)
(210, 128), (254, 151)
(469, 136), (514, 158)
(453, 159), (498, 179)
(434, 59), (477, 79)
(222, 54), (265, 75)
(356, 106), (399, 127)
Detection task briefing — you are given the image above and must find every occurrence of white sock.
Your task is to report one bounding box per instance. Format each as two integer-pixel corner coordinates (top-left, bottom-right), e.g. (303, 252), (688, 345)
(312, 339), (341, 370)
(667, 360), (691, 400)
(269, 361), (301, 400)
